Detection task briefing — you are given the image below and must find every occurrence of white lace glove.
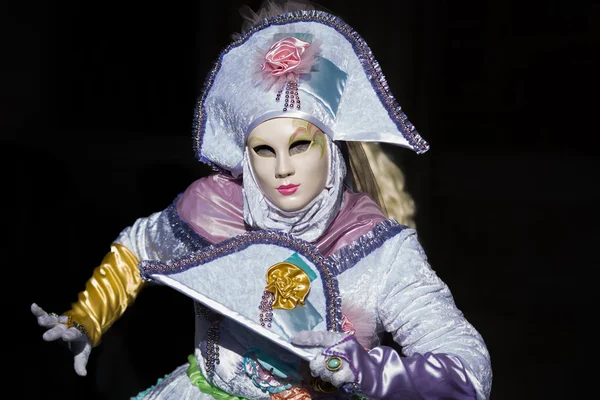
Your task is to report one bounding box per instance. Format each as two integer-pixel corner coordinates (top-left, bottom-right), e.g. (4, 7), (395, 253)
(31, 303), (91, 376)
(291, 331), (356, 387)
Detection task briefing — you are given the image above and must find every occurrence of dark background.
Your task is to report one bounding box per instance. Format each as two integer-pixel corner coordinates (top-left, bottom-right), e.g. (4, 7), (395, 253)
(3, 0), (598, 398)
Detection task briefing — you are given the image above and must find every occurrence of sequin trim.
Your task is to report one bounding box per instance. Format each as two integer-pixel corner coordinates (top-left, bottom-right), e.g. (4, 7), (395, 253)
(192, 10), (429, 172)
(195, 302), (222, 381)
(165, 194), (212, 252)
(141, 230), (344, 331)
(328, 219), (407, 276)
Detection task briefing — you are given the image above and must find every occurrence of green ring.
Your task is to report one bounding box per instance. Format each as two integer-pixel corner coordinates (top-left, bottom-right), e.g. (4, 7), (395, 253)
(326, 356), (342, 371)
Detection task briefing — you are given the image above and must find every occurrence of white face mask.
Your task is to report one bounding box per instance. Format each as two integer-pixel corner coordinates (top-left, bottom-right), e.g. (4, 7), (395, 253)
(246, 118), (329, 212)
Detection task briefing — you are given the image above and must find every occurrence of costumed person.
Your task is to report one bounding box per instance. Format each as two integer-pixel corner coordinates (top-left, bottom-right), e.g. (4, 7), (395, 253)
(32, 1), (492, 399)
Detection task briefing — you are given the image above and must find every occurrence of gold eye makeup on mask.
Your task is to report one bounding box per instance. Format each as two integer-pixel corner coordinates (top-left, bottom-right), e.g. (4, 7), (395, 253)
(288, 121), (326, 159)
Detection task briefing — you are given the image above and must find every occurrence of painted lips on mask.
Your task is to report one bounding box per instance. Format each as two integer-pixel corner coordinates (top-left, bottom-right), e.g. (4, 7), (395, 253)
(277, 184), (300, 195)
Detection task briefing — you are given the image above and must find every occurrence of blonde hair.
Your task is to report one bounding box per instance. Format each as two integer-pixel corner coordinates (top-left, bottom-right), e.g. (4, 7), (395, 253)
(360, 143), (416, 228)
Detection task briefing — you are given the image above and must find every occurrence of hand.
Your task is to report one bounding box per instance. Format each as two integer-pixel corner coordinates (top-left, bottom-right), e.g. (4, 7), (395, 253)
(31, 303), (91, 376)
(291, 331), (356, 387)
(295, 331), (479, 400)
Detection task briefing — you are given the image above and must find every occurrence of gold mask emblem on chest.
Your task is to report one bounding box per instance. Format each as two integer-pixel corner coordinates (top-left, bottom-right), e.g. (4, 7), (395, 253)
(265, 262), (311, 310)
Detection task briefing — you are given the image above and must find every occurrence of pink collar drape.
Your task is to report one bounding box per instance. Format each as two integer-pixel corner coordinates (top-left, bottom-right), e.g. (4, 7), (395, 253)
(176, 174), (387, 257)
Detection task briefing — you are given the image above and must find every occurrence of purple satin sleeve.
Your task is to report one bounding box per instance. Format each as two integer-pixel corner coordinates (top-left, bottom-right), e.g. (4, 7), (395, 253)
(325, 336), (477, 400)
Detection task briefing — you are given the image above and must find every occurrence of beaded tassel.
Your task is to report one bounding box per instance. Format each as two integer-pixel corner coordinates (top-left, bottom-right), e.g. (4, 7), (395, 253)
(259, 291), (274, 328)
(276, 78), (301, 112)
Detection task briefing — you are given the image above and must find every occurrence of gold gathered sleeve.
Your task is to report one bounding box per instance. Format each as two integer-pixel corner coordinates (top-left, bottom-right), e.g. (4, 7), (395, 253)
(63, 243), (145, 347)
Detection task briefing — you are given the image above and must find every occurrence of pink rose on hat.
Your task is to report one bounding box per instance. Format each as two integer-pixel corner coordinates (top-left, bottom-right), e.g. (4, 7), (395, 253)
(257, 36), (321, 89)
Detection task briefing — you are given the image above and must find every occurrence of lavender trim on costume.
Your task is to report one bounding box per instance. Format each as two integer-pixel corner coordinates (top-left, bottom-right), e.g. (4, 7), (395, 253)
(191, 102), (230, 175)
(328, 219), (407, 276)
(191, 44), (229, 172)
(165, 194), (211, 252)
(192, 10), (429, 172)
(140, 230), (343, 332)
